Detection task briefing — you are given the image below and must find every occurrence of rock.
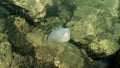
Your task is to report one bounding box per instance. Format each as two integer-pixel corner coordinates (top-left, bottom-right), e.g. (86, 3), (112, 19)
(6, 16), (34, 55)
(0, 41), (12, 68)
(35, 43), (94, 68)
(26, 28), (47, 48)
(67, 0), (119, 43)
(10, 52), (36, 68)
(88, 39), (120, 58)
(66, 0), (120, 58)
(0, 7), (12, 68)
(1, 0), (120, 68)
(11, 0), (53, 22)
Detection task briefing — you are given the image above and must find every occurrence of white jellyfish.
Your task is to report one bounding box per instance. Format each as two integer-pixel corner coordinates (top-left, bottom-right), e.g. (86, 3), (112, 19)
(47, 26), (71, 43)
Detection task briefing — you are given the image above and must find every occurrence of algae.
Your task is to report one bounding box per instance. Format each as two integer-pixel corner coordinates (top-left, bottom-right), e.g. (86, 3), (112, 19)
(0, 0), (120, 68)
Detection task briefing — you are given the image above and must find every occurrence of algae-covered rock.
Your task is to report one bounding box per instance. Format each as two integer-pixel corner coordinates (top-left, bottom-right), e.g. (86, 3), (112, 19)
(7, 0), (74, 33)
(114, 23), (120, 41)
(25, 27), (94, 68)
(66, 0), (120, 58)
(0, 7), (9, 17)
(13, 17), (30, 34)
(0, 7), (12, 68)
(25, 27), (108, 68)
(11, 0), (53, 22)
(10, 52), (36, 68)
(88, 39), (120, 58)
(93, 60), (108, 68)
(0, 7), (9, 32)
(35, 43), (93, 68)
(0, 17), (7, 42)
(67, 0), (119, 43)
(0, 41), (12, 68)
(44, 0), (74, 28)
(6, 16), (34, 55)
(1, 0), (120, 68)
(26, 28), (47, 48)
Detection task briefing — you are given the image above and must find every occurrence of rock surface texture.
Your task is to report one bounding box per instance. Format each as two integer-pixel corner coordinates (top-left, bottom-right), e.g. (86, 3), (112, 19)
(0, 0), (120, 68)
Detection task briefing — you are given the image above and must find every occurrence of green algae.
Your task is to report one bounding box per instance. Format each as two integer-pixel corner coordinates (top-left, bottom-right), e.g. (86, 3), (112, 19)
(0, 0), (120, 68)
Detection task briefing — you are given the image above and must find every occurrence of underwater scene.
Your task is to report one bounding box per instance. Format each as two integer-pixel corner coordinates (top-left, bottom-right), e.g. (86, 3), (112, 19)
(0, 0), (120, 68)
